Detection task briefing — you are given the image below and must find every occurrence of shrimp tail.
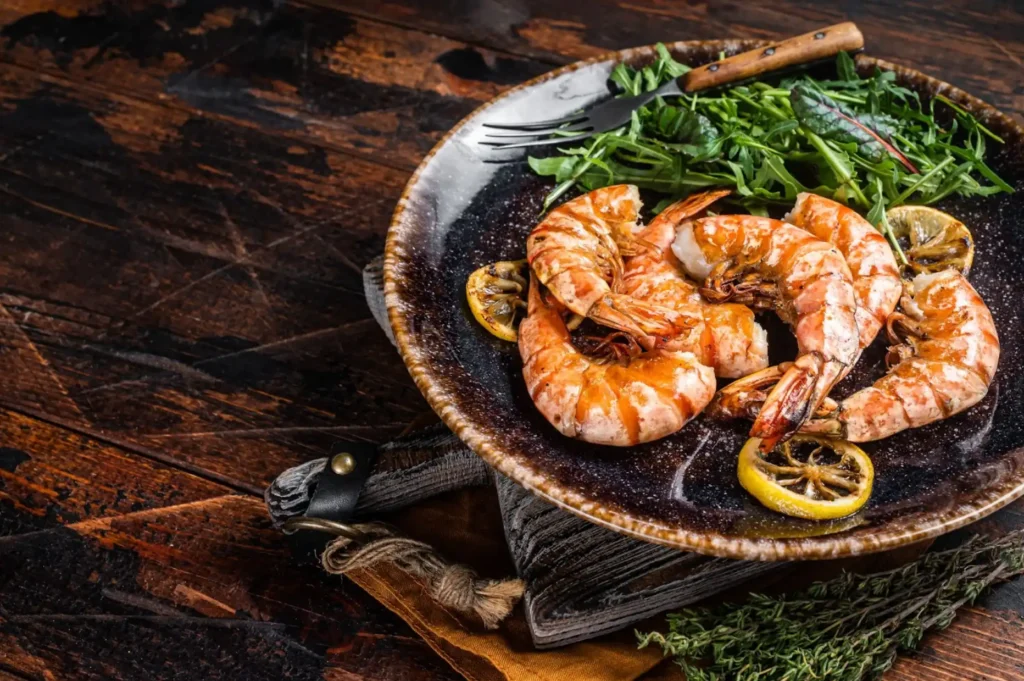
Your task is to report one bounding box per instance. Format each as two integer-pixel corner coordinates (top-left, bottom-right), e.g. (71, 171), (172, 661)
(805, 395), (842, 430)
(750, 353), (845, 451)
(590, 293), (696, 346)
(710, 363), (841, 422)
(797, 413), (847, 439)
(708, 363), (790, 420)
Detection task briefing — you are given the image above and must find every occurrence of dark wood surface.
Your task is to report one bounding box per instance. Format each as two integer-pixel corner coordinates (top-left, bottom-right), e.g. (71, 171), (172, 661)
(0, 1), (1022, 680)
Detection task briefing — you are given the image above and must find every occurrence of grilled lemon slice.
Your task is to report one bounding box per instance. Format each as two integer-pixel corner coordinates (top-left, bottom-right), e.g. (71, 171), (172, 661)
(466, 260), (529, 342)
(886, 205), (974, 276)
(738, 435), (873, 520)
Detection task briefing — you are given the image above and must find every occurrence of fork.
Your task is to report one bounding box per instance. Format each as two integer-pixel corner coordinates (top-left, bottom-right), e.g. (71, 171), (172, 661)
(481, 23), (863, 150)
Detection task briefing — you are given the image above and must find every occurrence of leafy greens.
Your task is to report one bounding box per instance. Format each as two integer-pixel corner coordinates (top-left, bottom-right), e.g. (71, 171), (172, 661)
(528, 49), (1013, 257)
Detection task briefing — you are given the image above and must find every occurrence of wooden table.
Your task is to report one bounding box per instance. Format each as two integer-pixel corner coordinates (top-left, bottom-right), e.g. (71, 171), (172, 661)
(0, 2), (1022, 680)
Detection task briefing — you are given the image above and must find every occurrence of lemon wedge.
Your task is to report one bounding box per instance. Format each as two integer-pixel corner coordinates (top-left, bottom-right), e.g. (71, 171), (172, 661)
(886, 205), (974, 276)
(466, 260), (529, 342)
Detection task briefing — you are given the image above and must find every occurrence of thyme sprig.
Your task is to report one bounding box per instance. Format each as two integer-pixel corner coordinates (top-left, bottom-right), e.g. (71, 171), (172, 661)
(637, 531), (1024, 681)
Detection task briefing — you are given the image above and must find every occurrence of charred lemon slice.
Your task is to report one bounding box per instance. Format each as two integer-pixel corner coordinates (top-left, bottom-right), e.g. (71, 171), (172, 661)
(886, 205), (974, 276)
(466, 260), (529, 341)
(738, 435), (873, 520)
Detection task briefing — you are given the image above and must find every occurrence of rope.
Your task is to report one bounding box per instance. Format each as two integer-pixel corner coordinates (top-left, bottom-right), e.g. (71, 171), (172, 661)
(321, 522), (525, 629)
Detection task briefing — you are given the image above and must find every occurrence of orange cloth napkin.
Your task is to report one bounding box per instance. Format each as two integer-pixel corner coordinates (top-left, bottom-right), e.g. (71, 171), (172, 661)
(345, 485), (676, 681)
(341, 474), (933, 681)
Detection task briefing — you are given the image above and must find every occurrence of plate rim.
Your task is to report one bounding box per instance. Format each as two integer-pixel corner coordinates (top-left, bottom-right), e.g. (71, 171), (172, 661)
(384, 39), (1024, 560)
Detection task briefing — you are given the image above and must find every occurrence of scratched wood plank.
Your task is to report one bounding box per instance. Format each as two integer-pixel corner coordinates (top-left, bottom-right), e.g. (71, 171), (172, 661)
(885, 607), (1024, 681)
(0, 407), (228, 535)
(0, 62), (405, 292)
(0, 62), (427, 491)
(0, 495), (460, 681)
(0, 0), (549, 169)
(0, 407), (456, 681)
(0, 671), (31, 681)
(324, 0), (1024, 122)
(0, 2), (1020, 680)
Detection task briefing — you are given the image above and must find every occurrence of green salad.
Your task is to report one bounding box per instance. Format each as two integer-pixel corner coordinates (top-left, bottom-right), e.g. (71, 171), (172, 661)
(528, 47), (1013, 262)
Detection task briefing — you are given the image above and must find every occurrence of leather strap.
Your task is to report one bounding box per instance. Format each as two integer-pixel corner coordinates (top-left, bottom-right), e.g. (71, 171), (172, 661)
(291, 440), (379, 562)
(307, 441), (377, 522)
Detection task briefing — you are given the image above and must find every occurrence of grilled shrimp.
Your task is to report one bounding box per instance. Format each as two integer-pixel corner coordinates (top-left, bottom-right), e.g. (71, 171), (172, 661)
(519, 275), (715, 446)
(712, 193), (903, 417)
(786, 193), (902, 351)
(802, 270), (999, 441)
(527, 184), (687, 345)
(672, 215), (860, 449)
(621, 190), (769, 378)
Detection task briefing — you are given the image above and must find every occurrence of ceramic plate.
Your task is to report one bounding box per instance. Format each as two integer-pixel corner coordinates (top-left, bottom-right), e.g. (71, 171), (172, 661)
(384, 40), (1024, 560)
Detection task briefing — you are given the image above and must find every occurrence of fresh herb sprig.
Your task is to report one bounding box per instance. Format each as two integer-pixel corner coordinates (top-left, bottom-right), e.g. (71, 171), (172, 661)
(528, 49), (1013, 259)
(636, 531), (1024, 681)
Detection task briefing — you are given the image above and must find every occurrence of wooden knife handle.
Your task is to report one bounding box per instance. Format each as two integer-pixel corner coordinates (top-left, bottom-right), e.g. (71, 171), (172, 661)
(681, 22), (864, 92)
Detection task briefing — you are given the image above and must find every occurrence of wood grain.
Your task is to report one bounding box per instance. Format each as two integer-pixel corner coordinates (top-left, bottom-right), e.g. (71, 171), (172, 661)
(0, 0), (1022, 679)
(886, 607), (1024, 681)
(0, 0), (550, 169)
(0, 0), (554, 493)
(326, 0), (1024, 122)
(0, 60), (427, 491)
(0, 407), (226, 533)
(0, 407), (441, 681)
(0, 495), (460, 681)
(495, 473), (780, 648)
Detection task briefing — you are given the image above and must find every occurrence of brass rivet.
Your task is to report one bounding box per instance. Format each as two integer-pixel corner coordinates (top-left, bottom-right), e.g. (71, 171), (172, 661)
(331, 452), (356, 476)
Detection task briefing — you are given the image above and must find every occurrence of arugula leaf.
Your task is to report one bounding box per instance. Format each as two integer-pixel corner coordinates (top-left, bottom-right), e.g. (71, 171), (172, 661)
(610, 43), (689, 97)
(836, 50), (858, 82)
(527, 156), (567, 177)
(646, 105), (719, 157)
(610, 62), (642, 96)
(764, 119), (799, 141)
(802, 130), (868, 206)
(655, 43), (690, 78)
(757, 156), (809, 199)
(936, 142), (1015, 193)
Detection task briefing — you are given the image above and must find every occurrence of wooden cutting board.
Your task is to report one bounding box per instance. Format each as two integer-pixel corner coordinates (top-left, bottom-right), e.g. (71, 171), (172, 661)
(265, 258), (780, 648)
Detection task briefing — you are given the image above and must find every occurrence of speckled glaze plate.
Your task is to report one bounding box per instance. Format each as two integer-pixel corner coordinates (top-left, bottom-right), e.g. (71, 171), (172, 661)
(384, 40), (1024, 560)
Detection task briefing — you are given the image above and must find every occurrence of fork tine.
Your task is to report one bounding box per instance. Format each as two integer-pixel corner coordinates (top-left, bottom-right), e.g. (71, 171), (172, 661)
(483, 123), (593, 139)
(480, 133), (595, 150)
(481, 113), (587, 130)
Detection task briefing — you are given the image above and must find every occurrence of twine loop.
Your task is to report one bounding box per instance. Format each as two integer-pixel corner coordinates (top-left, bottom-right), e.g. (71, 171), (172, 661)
(321, 522), (524, 629)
